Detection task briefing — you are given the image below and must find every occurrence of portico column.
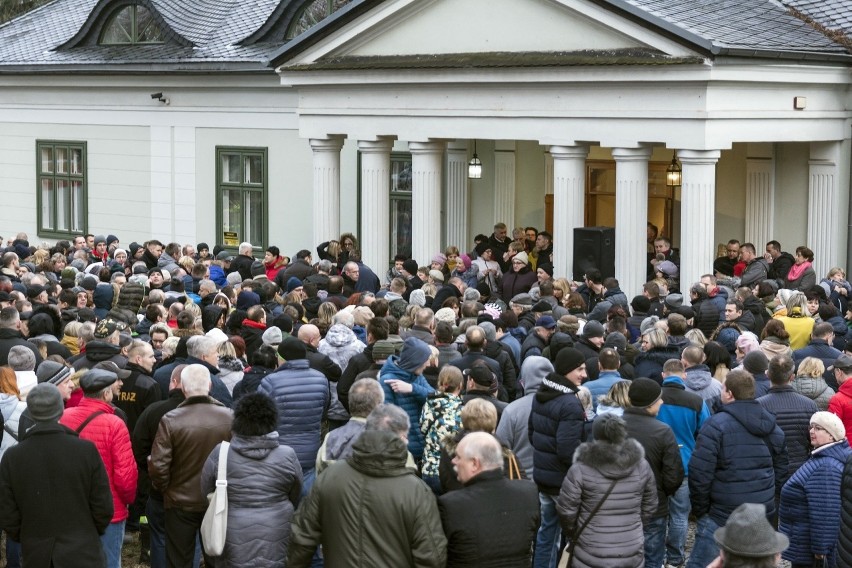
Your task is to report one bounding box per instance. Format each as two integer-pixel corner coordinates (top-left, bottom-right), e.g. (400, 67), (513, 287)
(612, 146), (652, 298)
(549, 145), (588, 279)
(445, 141), (469, 249)
(494, 141), (516, 230)
(410, 140), (447, 265)
(309, 136), (344, 247)
(745, 144), (775, 247)
(358, 138), (394, 274)
(808, 141), (845, 275)
(679, 149), (721, 292)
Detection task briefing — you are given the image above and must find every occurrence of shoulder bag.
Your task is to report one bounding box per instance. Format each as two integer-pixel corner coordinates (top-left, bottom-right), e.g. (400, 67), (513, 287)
(201, 441), (230, 556)
(557, 477), (618, 568)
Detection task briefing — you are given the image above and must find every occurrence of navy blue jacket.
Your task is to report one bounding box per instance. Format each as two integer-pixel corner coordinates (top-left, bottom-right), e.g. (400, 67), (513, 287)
(528, 380), (586, 494)
(779, 440), (851, 567)
(259, 359), (330, 472)
(634, 345), (681, 385)
(657, 376), (710, 475)
(688, 400), (788, 525)
(757, 385), (818, 478)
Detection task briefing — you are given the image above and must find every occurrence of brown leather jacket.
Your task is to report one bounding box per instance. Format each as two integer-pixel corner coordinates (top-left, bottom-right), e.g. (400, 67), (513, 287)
(148, 396), (232, 511)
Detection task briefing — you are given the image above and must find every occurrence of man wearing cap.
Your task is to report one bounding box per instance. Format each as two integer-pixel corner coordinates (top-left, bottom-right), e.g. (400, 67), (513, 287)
(574, 320), (605, 377)
(742, 350), (772, 397)
(149, 364), (232, 568)
(69, 315), (128, 371)
(621, 378), (684, 568)
(528, 347), (587, 568)
(708, 503), (788, 567)
(450, 326), (506, 396)
(60, 368), (138, 568)
(520, 315), (557, 362)
(463, 365), (508, 421)
(260, 337), (330, 496)
(0, 383), (114, 567)
(828, 354), (852, 434)
(687, 370), (787, 568)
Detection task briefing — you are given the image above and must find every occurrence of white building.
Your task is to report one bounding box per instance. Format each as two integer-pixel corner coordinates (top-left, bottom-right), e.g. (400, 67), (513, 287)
(0, 0), (850, 298)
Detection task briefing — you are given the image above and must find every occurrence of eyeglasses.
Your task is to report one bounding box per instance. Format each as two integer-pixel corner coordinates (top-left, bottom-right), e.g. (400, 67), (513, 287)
(809, 424), (827, 432)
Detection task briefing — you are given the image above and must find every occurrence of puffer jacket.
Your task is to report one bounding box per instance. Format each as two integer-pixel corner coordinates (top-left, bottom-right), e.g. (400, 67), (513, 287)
(792, 375), (834, 411)
(556, 438), (657, 568)
(634, 345), (681, 385)
(288, 431), (447, 568)
(780, 440), (851, 568)
(496, 356), (552, 477)
(691, 296), (720, 339)
(420, 392), (463, 479)
(60, 397), (138, 522)
(836, 454), (852, 567)
(69, 340), (127, 371)
(149, 396), (232, 511)
(757, 385), (819, 478)
(319, 324), (366, 373)
(684, 364), (723, 403)
(828, 380), (852, 436)
(688, 400), (788, 525)
(200, 433), (303, 568)
(379, 356), (434, 460)
(500, 267), (537, 303)
(259, 360), (330, 473)
(0, 393), (25, 461)
(528, 375), (586, 494)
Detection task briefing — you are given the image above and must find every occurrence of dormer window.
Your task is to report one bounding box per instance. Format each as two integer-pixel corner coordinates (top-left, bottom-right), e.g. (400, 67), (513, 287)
(286, 0), (352, 40)
(100, 4), (164, 45)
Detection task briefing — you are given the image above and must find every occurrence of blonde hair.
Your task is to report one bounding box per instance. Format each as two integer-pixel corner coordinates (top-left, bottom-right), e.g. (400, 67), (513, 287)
(598, 381), (632, 409)
(460, 398), (498, 433)
(796, 356), (825, 378)
(438, 366), (463, 393)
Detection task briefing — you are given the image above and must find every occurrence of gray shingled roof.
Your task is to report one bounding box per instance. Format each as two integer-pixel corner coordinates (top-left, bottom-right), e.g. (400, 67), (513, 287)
(0, 0), (286, 70)
(619, 0), (849, 55)
(784, 0), (852, 36)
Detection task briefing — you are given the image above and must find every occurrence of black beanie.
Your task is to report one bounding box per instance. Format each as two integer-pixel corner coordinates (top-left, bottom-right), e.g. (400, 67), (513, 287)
(554, 347), (585, 376)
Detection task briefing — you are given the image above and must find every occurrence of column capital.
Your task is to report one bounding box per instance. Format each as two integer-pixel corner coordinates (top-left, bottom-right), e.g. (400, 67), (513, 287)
(677, 149), (722, 165)
(611, 146), (653, 162)
(309, 136), (345, 152)
(357, 138), (395, 154)
(409, 140), (449, 155)
(548, 145), (589, 160)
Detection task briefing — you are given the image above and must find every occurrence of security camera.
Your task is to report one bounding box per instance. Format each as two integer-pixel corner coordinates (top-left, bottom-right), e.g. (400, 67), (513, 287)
(150, 92), (163, 100)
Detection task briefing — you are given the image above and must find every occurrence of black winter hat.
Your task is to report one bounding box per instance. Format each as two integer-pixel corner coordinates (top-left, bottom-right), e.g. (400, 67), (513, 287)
(554, 347), (585, 376)
(628, 378), (662, 408)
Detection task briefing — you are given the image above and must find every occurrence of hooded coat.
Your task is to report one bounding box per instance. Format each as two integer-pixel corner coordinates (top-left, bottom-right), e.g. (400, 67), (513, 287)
(0, 393), (25, 461)
(288, 431), (446, 568)
(200, 433), (303, 568)
(792, 375), (834, 411)
(319, 324), (366, 374)
(688, 400), (788, 525)
(683, 364), (723, 403)
(556, 438), (657, 568)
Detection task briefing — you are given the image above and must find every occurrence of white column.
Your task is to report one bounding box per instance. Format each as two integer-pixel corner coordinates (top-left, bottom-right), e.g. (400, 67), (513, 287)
(493, 141), (516, 230)
(679, 149), (721, 291)
(808, 141), (843, 275)
(549, 145), (588, 279)
(445, 141), (469, 249)
(310, 136), (344, 248)
(410, 140), (447, 266)
(358, 138), (394, 274)
(745, 158), (775, 247)
(613, 146), (651, 299)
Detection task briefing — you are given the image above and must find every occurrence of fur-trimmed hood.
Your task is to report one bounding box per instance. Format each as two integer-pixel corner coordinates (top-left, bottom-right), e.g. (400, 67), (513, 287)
(573, 438), (645, 479)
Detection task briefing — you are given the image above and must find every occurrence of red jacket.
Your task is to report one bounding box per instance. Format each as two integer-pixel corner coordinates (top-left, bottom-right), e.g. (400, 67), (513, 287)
(265, 256), (288, 281)
(829, 380), (852, 437)
(60, 398), (137, 522)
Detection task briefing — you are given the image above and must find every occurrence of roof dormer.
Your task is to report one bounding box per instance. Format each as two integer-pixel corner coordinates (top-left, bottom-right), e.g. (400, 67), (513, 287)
(58, 0), (192, 49)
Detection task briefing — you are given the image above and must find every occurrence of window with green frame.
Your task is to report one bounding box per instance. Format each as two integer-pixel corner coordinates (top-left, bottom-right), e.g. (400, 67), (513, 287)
(216, 147), (267, 250)
(37, 141), (87, 237)
(286, 0), (353, 39)
(99, 4), (165, 45)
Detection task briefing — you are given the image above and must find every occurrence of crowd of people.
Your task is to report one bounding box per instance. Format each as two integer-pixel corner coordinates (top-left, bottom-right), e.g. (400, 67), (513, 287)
(0, 225), (850, 567)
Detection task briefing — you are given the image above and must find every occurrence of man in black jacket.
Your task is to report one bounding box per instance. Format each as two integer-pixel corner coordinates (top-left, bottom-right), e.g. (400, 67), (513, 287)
(621, 378), (684, 568)
(438, 432), (539, 567)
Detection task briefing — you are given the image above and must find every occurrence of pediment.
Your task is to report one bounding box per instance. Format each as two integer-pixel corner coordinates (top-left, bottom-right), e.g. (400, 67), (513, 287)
(275, 0), (700, 68)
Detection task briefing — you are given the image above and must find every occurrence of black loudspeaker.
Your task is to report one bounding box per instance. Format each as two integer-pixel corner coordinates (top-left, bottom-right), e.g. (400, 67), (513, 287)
(573, 227), (615, 281)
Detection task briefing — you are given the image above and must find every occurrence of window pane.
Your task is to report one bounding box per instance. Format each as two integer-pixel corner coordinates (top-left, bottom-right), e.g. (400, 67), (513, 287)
(244, 155), (263, 185)
(101, 6), (133, 44)
(56, 147), (68, 174)
(221, 154), (241, 184)
(222, 188), (242, 240)
(135, 6), (164, 43)
(41, 147), (53, 174)
(71, 180), (84, 232)
(391, 197), (412, 259)
(56, 179), (69, 232)
(41, 178), (53, 230)
(391, 159), (412, 192)
(332, 0), (352, 11)
(244, 191), (263, 246)
(69, 148), (83, 176)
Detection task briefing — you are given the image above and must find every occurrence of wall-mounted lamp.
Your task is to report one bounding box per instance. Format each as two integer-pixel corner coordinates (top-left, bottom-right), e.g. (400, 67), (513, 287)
(666, 150), (682, 188)
(468, 140), (482, 179)
(151, 92), (170, 105)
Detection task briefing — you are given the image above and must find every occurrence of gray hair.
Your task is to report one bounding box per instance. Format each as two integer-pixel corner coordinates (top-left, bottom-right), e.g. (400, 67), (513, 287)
(8, 346), (35, 371)
(348, 379), (385, 418)
(365, 404), (410, 437)
(180, 364), (211, 397)
(460, 432), (503, 471)
(318, 259), (333, 273)
(238, 242), (253, 255)
(332, 311), (354, 329)
(187, 335), (219, 359)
